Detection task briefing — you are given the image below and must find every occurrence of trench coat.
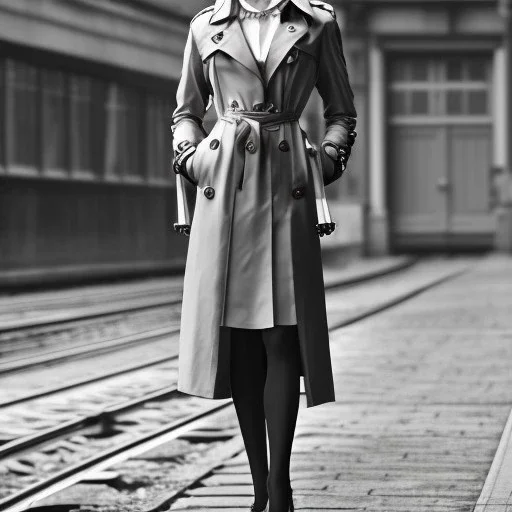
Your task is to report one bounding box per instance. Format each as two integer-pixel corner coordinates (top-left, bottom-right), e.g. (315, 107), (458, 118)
(171, 0), (357, 408)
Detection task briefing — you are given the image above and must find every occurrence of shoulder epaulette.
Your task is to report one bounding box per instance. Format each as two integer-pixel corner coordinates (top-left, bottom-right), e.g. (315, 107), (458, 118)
(191, 5), (215, 25)
(310, 0), (336, 20)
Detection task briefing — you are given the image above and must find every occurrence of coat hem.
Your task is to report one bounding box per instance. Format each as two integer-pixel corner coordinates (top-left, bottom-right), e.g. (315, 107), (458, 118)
(305, 394), (336, 408)
(178, 385), (336, 408)
(177, 384), (232, 401)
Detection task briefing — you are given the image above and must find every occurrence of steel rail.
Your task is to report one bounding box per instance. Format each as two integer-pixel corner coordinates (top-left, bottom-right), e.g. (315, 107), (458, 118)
(0, 326), (177, 375)
(0, 257), (417, 407)
(328, 267), (470, 330)
(0, 278), (183, 312)
(0, 351), (179, 409)
(0, 282), (180, 312)
(0, 386), (179, 459)
(0, 295), (181, 334)
(0, 399), (234, 512)
(0, 257), (416, 334)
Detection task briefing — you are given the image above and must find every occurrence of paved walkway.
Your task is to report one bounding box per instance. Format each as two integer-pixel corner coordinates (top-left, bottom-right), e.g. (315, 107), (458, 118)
(170, 255), (512, 512)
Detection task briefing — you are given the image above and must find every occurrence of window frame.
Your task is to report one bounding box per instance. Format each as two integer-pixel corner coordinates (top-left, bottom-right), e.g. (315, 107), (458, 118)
(0, 44), (177, 189)
(388, 54), (492, 125)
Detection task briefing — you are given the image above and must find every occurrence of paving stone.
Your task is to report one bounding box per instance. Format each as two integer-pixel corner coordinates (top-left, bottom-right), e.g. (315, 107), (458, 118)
(473, 505), (512, 512)
(169, 256), (512, 511)
(187, 485), (254, 496)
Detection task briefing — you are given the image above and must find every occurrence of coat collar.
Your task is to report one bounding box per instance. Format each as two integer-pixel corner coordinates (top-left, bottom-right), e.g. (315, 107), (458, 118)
(203, 1), (311, 86)
(209, 17), (264, 84)
(210, 0), (314, 24)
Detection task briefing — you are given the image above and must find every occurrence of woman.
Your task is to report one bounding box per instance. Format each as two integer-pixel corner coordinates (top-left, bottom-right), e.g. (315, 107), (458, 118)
(171, 0), (356, 510)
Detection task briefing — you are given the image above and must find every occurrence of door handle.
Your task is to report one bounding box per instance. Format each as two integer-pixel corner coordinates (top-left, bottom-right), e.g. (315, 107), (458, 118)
(437, 177), (450, 191)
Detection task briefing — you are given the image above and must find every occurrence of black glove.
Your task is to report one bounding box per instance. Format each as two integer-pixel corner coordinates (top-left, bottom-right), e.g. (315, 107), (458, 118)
(321, 129), (357, 186)
(172, 140), (198, 185)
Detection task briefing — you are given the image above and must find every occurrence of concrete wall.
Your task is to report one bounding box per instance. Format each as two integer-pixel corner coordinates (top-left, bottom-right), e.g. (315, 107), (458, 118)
(0, 0), (189, 79)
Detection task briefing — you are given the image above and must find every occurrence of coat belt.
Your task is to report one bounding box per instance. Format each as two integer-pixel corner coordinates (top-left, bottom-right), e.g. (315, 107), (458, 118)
(222, 108), (336, 237)
(221, 109), (300, 128)
(174, 109), (336, 238)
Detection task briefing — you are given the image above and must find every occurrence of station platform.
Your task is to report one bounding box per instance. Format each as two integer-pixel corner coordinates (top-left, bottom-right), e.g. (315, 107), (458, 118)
(4, 254), (512, 512)
(167, 254), (512, 512)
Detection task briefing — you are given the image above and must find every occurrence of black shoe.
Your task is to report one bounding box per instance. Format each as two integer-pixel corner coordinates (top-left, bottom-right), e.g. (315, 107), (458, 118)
(288, 485), (294, 512)
(250, 502), (268, 512)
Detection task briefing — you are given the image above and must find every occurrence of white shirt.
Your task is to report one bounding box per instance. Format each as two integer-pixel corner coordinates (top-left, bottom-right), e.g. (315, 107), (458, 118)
(238, 0), (289, 65)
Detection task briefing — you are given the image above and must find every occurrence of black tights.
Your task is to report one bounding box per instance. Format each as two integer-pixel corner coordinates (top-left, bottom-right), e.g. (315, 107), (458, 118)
(230, 325), (301, 512)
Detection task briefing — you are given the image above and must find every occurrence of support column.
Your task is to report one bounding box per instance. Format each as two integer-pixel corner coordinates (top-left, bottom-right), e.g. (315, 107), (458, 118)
(366, 38), (389, 255)
(495, 0), (512, 251)
(493, 47), (506, 170)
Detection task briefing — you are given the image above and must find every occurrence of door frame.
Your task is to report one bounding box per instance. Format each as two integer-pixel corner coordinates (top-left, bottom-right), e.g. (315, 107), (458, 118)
(367, 36), (502, 253)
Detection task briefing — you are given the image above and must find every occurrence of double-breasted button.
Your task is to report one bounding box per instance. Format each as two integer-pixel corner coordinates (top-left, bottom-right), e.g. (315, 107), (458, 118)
(292, 186), (305, 199)
(212, 31), (224, 43)
(253, 103), (264, 112)
(204, 186), (215, 199)
(287, 25), (296, 32)
(279, 140), (290, 152)
(230, 100), (239, 109)
(245, 140), (256, 153)
(210, 139), (220, 150)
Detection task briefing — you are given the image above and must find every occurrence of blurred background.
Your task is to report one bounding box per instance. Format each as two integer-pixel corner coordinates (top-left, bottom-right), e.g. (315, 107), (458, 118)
(1, 0), (512, 288)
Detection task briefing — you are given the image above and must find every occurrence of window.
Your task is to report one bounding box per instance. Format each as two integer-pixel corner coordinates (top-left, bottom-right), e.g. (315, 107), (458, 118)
(410, 60), (429, 82)
(42, 69), (68, 172)
(410, 91), (429, 115)
(468, 90), (488, 115)
(0, 60), (4, 169)
(446, 58), (463, 82)
(446, 90), (463, 115)
(10, 60), (39, 169)
(147, 94), (172, 182)
(390, 90), (407, 116)
(467, 58), (487, 82)
(105, 84), (143, 179)
(0, 54), (174, 186)
(70, 75), (93, 174)
(388, 55), (491, 120)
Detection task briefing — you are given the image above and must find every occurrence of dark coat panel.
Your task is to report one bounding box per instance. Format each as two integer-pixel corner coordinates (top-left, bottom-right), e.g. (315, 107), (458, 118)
(171, 0), (356, 408)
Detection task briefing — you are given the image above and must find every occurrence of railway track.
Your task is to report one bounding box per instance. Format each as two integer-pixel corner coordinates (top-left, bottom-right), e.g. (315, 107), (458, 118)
(0, 277), (184, 333)
(0, 256), (416, 392)
(0, 398), (236, 512)
(0, 257), (413, 369)
(0, 256), (413, 336)
(0, 257), (474, 512)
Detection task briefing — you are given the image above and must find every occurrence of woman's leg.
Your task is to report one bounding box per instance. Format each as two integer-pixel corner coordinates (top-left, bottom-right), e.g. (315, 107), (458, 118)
(262, 325), (301, 512)
(230, 327), (269, 511)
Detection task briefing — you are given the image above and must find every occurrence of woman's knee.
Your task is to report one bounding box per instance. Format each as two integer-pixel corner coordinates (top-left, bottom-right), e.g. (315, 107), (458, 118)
(262, 325), (300, 361)
(230, 328), (265, 364)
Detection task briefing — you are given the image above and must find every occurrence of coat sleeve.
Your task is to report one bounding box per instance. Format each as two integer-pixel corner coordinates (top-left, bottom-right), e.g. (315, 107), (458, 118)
(171, 27), (210, 150)
(171, 26), (210, 234)
(315, 16), (357, 184)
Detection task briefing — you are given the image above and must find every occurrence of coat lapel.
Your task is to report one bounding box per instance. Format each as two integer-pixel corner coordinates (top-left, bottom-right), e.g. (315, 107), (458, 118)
(207, 1), (264, 84)
(264, 7), (309, 84)
(222, 18), (264, 83)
